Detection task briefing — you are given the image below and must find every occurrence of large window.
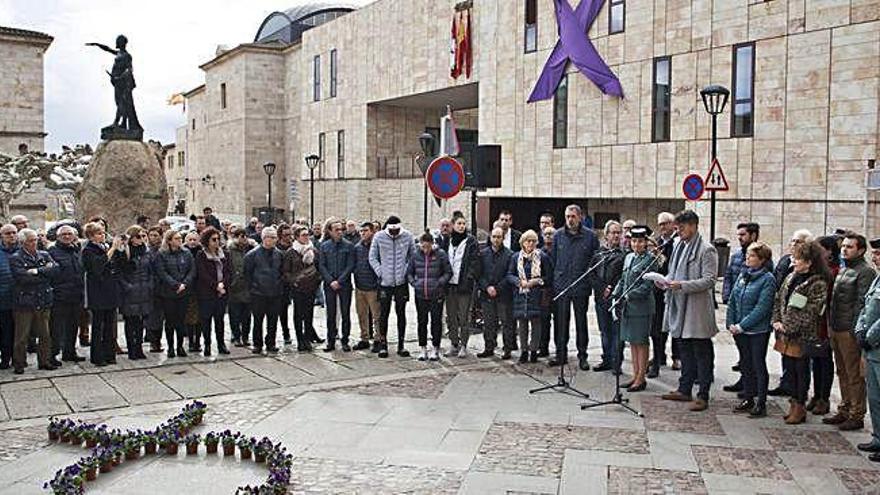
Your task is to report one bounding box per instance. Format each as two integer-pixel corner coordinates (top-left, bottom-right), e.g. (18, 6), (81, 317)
(330, 49), (337, 98)
(732, 43), (755, 137)
(609, 0), (625, 34)
(318, 132), (326, 178)
(220, 83), (227, 109)
(524, 0), (537, 53)
(337, 130), (345, 178)
(652, 57), (671, 142)
(313, 55), (321, 102)
(553, 75), (568, 149)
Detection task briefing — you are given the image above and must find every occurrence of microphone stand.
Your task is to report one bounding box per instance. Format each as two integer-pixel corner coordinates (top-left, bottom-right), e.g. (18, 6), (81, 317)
(580, 251), (663, 417)
(529, 252), (612, 400)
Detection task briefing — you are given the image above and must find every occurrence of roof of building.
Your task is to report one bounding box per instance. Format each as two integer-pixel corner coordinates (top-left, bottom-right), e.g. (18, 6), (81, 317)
(254, 1), (373, 44)
(282, 1), (365, 23)
(0, 25), (53, 43)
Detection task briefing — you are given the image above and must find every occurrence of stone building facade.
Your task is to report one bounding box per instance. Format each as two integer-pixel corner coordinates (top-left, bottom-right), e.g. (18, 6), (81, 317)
(177, 0), (880, 252)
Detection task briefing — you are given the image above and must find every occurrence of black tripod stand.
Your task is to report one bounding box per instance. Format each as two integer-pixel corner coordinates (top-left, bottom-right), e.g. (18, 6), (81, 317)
(580, 253), (663, 417)
(529, 253), (612, 400)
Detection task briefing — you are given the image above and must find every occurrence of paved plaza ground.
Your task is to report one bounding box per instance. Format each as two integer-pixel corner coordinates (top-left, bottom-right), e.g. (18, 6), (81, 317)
(0, 301), (877, 494)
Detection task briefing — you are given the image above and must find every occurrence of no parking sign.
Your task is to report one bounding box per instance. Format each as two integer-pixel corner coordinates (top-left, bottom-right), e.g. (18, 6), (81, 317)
(426, 155), (465, 199)
(682, 174), (705, 201)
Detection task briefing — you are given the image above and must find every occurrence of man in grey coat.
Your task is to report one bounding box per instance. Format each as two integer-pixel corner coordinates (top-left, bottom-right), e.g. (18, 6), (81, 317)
(659, 210), (719, 412)
(369, 215), (416, 358)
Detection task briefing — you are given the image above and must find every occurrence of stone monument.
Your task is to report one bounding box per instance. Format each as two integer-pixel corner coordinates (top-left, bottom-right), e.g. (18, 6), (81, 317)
(75, 35), (168, 232)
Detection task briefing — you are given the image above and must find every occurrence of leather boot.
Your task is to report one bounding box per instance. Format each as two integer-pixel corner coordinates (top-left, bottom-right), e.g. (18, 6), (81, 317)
(784, 398), (795, 421)
(812, 399), (830, 415)
(785, 403), (806, 425)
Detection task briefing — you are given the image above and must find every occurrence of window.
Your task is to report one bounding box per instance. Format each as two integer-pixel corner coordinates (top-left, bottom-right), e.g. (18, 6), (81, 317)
(330, 49), (337, 98)
(168, 155), (174, 170)
(178, 151), (185, 169)
(524, 0), (537, 53)
(220, 83), (227, 109)
(318, 132), (326, 178)
(652, 57), (671, 142)
(337, 130), (345, 178)
(553, 75), (568, 148)
(191, 119), (196, 131)
(609, 0), (625, 34)
(732, 43), (755, 137)
(313, 55), (321, 102)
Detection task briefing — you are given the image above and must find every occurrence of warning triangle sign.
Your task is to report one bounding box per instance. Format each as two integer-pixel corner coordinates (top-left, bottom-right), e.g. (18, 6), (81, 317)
(705, 158), (729, 191)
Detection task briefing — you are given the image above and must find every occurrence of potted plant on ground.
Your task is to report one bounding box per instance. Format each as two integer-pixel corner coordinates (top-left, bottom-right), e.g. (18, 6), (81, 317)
(184, 433), (201, 455)
(144, 430), (158, 455)
(158, 429), (180, 456)
(253, 437), (273, 463)
(123, 436), (142, 460)
(47, 417), (61, 442)
(96, 447), (114, 473)
(221, 430), (239, 456)
(79, 456), (99, 481)
(204, 432), (219, 454)
(237, 436), (254, 460)
(81, 425), (98, 448)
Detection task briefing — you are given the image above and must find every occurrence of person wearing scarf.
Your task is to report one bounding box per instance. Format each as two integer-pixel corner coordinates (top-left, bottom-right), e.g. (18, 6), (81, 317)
(116, 225), (152, 360)
(726, 241), (777, 417)
(81, 222), (123, 367)
(444, 216), (479, 358)
(283, 226), (324, 351)
(195, 227), (232, 356)
(659, 210), (719, 412)
(506, 230), (551, 363)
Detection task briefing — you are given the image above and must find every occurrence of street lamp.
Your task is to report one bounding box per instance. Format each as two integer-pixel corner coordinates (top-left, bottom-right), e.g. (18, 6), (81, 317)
(699, 84), (729, 241)
(418, 132), (435, 232)
(304, 154), (320, 226)
(263, 162), (276, 225)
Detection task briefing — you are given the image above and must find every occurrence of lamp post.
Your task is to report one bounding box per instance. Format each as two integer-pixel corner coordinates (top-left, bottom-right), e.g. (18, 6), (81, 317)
(304, 154), (320, 227)
(262, 162), (276, 224)
(418, 132), (435, 232)
(699, 84), (730, 241)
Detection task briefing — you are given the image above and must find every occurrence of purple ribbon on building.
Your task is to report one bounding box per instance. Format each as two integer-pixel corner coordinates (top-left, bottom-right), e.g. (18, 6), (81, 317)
(527, 0), (624, 102)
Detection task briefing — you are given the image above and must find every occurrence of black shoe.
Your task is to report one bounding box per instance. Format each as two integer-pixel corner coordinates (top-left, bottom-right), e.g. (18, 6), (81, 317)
(13, 367), (23, 374)
(397, 348), (410, 358)
(857, 442), (880, 453)
(869, 452), (880, 463)
(106, 359), (117, 365)
(647, 365), (659, 379)
(501, 350), (512, 360)
(38, 363), (57, 371)
(578, 356), (590, 371)
(0, 360), (9, 370)
(341, 343), (351, 352)
(204, 347), (212, 357)
(530, 352), (538, 363)
(323, 344), (336, 353)
(732, 363), (741, 372)
(149, 344), (164, 353)
(283, 339), (292, 346)
(370, 341), (381, 353)
(476, 349), (494, 358)
(62, 355), (86, 362)
(167, 348), (176, 358)
(548, 356), (567, 367)
(748, 402), (767, 418)
(723, 381), (743, 393)
(627, 382), (647, 392)
(251, 347), (263, 354)
(310, 335), (325, 344)
(378, 348), (389, 358)
(241, 339), (251, 347)
(619, 380), (634, 389)
(297, 342), (313, 352)
(266, 346), (279, 353)
(218, 344), (230, 355)
(537, 349), (549, 358)
(518, 353), (528, 363)
(48, 358), (63, 367)
(353, 340), (370, 351)
(592, 362), (613, 372)
(231, 338), (243, 347)
(767, 386), (790, 397)
(176, 347), (187, 357)
(733, 399), (754, 414)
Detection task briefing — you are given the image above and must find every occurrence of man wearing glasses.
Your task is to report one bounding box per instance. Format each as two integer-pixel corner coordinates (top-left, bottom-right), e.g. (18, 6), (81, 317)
(48, 226), (85, 363)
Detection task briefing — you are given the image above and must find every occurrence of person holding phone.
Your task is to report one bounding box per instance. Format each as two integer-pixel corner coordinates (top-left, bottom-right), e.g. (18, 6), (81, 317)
(82, 223), (123, 366)
(771, 240), (830, 424)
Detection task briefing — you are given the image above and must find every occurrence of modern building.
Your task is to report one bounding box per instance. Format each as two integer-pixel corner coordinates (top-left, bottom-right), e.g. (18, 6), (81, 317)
(176, 0), (880, 252)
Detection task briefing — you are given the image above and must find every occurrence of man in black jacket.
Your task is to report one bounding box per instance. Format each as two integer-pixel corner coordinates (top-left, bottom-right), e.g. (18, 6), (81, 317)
(9, 229), (58, 373)
(48, 226), (85, 362)
(353, 222), (380, 351)
(243, 227), (285, 354)
(477, 227), (515, 359)
(319, 219), (356, 352)
(498, 210), (522, 253)
(590, 220), (625, 372)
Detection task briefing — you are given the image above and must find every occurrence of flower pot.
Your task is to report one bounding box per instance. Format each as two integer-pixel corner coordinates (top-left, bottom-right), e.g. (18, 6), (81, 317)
(164, 443), (179, 456)
(85, 468), (97, 481)
(205, 442), (218, 454)
(254, 453), (266, 463)
(60, 434), (71, 443)
(273, 485), (288, 495)
(144, 442), (157, 455)
(186, 443), (198, 455)
(85, 439), (97, 448)
(112, 455), (121, 466)
(222, 444), (235, 456)
(99, 462), (113, 473)
(48, 431), (59, 442)
(125, 449), (139, 460)
(239, 448), (252, 460)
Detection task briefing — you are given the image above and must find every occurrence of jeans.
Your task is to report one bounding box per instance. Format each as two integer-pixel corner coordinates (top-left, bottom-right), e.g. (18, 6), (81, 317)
(866, 358), (880, 446)
(50, 302), (81, 359)
(481, 297), (515, 352)
(734, 332), (770, 403)
(783, 354), (809, 405)
(415, 297), (443, 348)
(252, 295), (280, 350)
(595, 298), (621, 367)
(324, 287), (352, 345)
(677, 338), (715, 400)
(89, 308), (117, 365)
(122, 315), (145, 358)
(379, 284), (409, 348)
(807, 346), (834, 401)
(0, 309), (13, 365)
(293, 290), (318, 343)
(197, 297), (227, 350)
(228, 301), (251, 343)
(445, 290), (472, 348)
(555, 295), (589, 359)
(161, 298), (187, 350)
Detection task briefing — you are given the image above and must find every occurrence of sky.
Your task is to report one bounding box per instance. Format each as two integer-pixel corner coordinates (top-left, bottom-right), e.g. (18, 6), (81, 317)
(1, 0), (373, 152)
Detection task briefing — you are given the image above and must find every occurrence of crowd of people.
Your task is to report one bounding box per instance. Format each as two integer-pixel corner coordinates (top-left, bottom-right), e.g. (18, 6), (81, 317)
(0, 204), (878, 461)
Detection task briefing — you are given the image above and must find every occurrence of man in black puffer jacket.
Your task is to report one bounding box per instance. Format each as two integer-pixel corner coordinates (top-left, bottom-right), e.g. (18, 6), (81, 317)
(243, 227), (284, 354)
(48, 225), (85, 363)
(9, 229), (58, 374)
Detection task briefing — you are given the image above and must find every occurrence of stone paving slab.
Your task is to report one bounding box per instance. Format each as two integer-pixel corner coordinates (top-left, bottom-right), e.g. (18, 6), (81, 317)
(100, 369), (182, 405)
(607, 466), (708, 494)
(234, 356), (316, 386)
(148, 364), (232, 398)
(0, 426), (48, 465)
(50, 374), (127, 412)
(833, 467), (880, 494)
(762, 426), (858, 455)
(691, 444), (793, 480)
(289, 457), (465, 494)
(0, 381), (70, 419)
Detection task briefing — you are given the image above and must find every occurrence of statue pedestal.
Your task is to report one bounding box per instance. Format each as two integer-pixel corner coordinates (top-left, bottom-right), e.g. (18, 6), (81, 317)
(101, 125), (143, 141)
(75, 140), (168, 233)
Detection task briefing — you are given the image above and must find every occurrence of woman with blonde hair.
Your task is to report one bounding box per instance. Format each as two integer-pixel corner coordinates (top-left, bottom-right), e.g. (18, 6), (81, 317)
(156, 229), (195, 357)
(507, 230), (552, 363)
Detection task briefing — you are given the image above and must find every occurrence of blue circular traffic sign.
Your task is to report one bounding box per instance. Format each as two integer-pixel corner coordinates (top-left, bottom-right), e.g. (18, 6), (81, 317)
(682, 174), (705, 201)
(426, 156), (465, 199)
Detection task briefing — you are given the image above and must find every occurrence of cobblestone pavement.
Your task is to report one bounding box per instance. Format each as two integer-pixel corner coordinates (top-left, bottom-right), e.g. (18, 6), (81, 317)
(0, 300), (877, 494)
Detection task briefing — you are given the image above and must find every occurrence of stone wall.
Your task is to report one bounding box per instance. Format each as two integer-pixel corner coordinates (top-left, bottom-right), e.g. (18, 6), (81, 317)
(0, 36), (49, 154)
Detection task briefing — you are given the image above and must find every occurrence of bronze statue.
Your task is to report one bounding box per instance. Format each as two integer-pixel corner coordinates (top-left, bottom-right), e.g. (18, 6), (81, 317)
(87, 35), (143, 141)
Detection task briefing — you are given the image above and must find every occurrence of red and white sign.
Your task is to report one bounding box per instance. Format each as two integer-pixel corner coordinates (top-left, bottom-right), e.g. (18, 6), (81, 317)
(704, 158), (729, 191)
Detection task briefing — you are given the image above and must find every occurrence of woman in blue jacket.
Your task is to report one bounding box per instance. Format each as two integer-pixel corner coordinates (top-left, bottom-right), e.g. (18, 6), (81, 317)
(727, 241), (777, 417)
